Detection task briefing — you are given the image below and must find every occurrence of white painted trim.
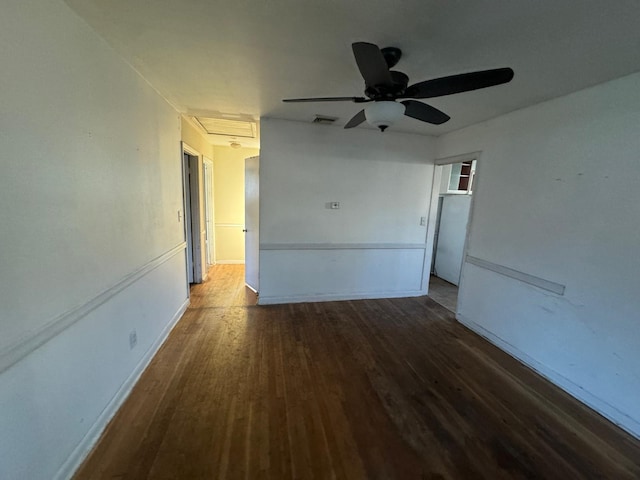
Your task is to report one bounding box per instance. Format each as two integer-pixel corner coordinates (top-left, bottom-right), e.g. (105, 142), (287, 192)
(181, 144), (195, 285)
(203, 156), (216, 267)
(181, 141), (206, 284)
(260, 243), (427, 251)
(256, 154), (263, 305)
(456, 313), (640, 440)
(258, 289), (425, 305)
(181, 141), (201, 158)
(417, 247), (428, 296)
(0, 243), (187, 374)
(435, 151), (482, 166)
(456, 151), (483, 316)
(425, 150), (481, 300)
(422, 162), (441, 295)
(244, 155), (260, 294)
(54, 298), (190, 480)
(215, 260), (245, 265)
(465, 255), (566, 295)
(440, 191), (473, 196)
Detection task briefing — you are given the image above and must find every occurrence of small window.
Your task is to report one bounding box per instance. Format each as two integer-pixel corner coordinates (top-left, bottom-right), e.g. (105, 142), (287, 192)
(448, 160), (476, 194)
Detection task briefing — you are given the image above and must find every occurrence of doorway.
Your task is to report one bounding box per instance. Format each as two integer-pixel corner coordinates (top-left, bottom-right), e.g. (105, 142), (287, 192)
(203, 157), (215, 269)
(182, 143), (205, 285)
(428, 153), (479, 313)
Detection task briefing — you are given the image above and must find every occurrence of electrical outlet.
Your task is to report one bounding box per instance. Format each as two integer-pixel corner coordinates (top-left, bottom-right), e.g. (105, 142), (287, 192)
(330, 202), (340, 209)
(129, 329), (137, 350)
(420, 216), (426, 226)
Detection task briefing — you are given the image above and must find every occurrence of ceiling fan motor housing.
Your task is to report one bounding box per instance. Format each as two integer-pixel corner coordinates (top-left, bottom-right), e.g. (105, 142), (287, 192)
(365, 71), (409, 100)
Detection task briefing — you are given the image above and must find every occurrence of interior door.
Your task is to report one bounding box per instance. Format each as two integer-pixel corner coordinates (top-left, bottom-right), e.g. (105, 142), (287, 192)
(244, 156), (259, 292)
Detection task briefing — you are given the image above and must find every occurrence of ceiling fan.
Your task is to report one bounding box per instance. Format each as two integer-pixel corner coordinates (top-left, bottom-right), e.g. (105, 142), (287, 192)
(283, 42), (514, 132)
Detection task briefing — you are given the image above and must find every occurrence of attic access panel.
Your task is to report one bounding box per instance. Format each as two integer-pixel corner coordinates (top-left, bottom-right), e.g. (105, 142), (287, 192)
(194, 117), (257, 138)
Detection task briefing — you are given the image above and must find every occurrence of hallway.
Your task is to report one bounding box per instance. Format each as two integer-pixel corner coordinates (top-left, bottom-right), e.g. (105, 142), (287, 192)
(75, 265), (640, 479)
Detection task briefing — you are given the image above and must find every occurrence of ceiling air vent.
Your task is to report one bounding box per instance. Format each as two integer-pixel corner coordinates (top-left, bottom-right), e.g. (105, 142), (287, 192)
(313, 115), (338, 125)
(194, 117), (256, 138)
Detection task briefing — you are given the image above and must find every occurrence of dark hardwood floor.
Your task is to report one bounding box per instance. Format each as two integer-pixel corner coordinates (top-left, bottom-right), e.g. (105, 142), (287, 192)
(74, 265), (640, 479)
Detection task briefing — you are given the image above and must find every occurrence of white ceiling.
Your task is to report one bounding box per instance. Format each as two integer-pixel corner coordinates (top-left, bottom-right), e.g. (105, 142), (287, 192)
(64, 0), (640, 146)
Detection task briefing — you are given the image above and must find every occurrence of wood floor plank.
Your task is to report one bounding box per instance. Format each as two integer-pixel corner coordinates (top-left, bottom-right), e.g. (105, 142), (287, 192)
(74, 265), (640, 479)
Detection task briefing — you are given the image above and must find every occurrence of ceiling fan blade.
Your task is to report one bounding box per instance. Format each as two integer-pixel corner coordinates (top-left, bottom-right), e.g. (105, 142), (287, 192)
(283, 96), (369, 103)
(344, 109), (366, 129)
(405, 68), (514, 99)
(402, 100), (450, 125)
(352, 42), (393, 87)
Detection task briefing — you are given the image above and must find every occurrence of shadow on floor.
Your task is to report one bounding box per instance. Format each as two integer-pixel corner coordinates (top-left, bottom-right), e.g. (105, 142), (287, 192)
(428, 275), (458, 312)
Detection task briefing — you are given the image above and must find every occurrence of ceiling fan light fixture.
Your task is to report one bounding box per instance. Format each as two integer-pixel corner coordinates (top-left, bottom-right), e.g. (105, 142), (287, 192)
(365, 101), (405, 132)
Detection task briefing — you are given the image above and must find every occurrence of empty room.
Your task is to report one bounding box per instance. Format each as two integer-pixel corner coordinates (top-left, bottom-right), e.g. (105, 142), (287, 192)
(1, 0), (640, 479)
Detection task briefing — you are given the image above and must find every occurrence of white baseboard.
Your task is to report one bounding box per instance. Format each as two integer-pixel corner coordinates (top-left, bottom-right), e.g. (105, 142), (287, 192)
(457, 313), (640, 440)
(215, 260), (245, 265)
(54, 298), (190, 480)
(258, 289), (424, 305)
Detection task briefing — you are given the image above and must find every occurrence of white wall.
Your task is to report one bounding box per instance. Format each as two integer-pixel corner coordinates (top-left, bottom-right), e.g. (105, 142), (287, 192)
(437, 72), (640, 438)
(0, 1), (189, 478)
(259, 118), (436, 304)
(434, 195), (471, 285)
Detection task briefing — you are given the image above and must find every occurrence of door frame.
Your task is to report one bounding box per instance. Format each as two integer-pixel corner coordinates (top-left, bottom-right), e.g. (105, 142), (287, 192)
(430, 196), (444, 274)
(244, 155), (260, 293)
(181, 142), (205, 284)
(203, 156), (215, 268)
(424, 151), (481, 315)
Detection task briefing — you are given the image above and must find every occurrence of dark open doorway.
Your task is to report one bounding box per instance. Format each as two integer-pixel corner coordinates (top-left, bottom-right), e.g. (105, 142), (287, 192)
(428, 154), (477, 313)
